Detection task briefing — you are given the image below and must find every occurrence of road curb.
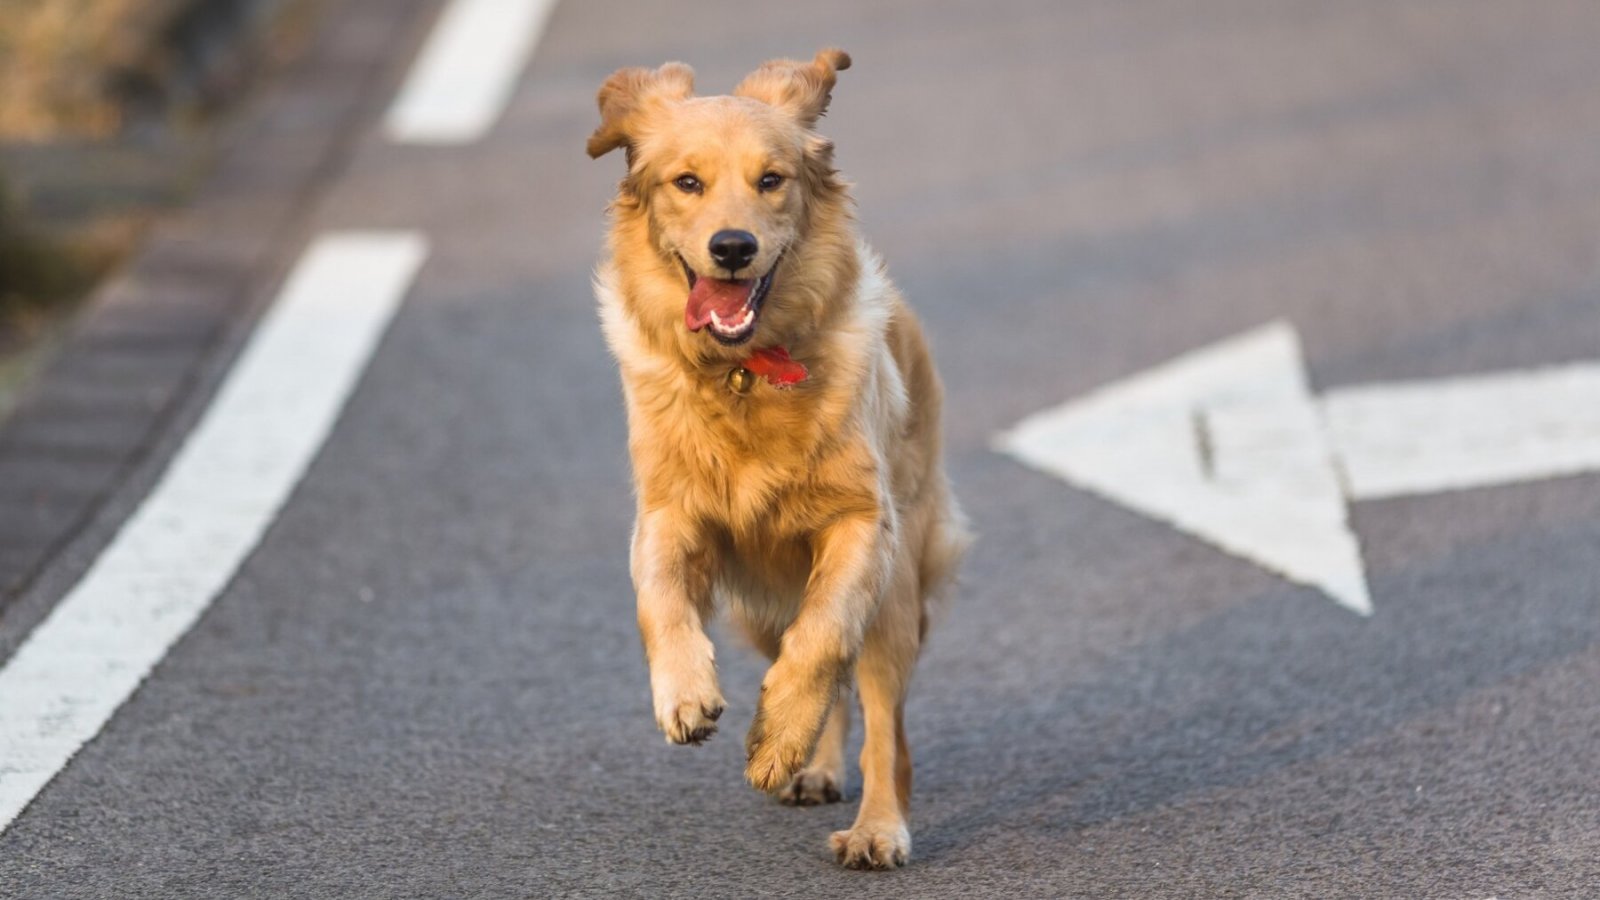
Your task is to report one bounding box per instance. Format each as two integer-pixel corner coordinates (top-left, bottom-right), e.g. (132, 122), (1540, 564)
(0, 0), (439, 613)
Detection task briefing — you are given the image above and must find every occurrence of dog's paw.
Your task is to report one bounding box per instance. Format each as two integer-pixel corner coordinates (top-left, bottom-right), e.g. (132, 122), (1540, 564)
(830, 822), (910, 870)
(744, 710), (811, 791)
(654, 686), (725, 745)
(649, 641), (725, 745)
(744, 735), (808, 792)
(777, 768), (843, 806)
(744, 665), (838, 792)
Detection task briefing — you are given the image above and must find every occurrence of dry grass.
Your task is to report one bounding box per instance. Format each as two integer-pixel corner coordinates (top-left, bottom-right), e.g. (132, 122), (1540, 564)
(0, 174), (112, 335)
(0, 1), (198, 139)
(0, 1), (201, 347)
(0, 0), (307, 359)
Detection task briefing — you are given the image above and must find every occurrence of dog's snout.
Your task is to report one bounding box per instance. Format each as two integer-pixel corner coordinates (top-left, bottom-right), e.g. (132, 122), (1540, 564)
(709, 230), (758, 273)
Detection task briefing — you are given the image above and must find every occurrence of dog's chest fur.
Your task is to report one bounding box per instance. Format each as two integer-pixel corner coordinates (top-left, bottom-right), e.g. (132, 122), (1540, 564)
(598, 255), (906, 551)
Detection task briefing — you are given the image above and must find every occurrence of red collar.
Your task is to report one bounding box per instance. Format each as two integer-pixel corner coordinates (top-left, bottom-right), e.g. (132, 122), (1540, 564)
(740, 346), (808, 388)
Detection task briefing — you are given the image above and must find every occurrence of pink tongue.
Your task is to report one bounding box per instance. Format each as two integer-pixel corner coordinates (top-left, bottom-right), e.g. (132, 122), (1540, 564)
(684, 278), (755, 331)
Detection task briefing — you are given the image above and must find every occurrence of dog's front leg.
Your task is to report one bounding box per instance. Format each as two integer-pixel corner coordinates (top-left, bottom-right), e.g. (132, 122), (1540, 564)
(746, 511), (891, 791)
(633, 509), (725, 745)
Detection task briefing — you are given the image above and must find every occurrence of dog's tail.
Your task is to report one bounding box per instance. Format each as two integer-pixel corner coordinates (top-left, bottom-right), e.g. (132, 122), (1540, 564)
(916, 483), (974, 640)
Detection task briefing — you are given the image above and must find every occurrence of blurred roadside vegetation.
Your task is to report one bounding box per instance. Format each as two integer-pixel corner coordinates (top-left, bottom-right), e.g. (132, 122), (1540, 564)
(0, 0), (311, 377)
(2, 0), (166, 139)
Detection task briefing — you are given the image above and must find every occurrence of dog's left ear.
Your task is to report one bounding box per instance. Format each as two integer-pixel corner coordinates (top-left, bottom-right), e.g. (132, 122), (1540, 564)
(586, 61), (696, 160)
(734, 48), (851, 129)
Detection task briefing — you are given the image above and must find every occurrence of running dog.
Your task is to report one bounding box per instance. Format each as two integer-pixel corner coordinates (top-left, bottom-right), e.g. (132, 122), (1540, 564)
(587, 48), (969, 869)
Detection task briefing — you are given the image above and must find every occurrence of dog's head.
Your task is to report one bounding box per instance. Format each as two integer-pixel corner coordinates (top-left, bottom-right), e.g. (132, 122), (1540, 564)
(588, 50), (852, 349)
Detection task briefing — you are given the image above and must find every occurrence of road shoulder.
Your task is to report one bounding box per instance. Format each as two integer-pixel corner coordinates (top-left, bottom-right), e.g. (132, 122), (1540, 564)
(0, 0), (439, 638)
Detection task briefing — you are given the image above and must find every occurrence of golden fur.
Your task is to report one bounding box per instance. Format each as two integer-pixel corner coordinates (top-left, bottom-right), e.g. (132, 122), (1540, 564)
(588, 49), (970, 869)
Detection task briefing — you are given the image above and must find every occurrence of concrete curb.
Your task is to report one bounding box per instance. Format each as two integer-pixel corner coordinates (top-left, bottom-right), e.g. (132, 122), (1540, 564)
(0, 0), (438, 612)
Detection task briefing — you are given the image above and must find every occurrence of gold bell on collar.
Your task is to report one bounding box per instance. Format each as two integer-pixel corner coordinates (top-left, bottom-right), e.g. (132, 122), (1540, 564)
(727, 367), (756, 394)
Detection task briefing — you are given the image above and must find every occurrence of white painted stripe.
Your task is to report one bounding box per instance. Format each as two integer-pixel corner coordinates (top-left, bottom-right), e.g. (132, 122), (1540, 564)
(0, 232), (427, 833)
(384, 0), (557, 144)
(1323, 362), (1600, 500)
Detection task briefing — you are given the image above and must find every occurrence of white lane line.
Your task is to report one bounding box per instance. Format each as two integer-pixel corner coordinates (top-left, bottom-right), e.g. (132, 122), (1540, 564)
(385, 0), (558, 144)
(0, 231), (428, 833)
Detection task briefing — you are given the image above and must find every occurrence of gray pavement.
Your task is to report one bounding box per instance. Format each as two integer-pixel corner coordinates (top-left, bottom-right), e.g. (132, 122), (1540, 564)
(2, 0), (1599, 896)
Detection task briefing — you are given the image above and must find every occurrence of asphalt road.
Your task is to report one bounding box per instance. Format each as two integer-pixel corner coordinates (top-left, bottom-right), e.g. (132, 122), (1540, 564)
(3, 0), (1599, 896)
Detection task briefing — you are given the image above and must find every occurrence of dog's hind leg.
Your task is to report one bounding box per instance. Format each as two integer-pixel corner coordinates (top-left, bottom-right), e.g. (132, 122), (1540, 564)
(829, 557), (920, 869)
(778, 689), (851, 805)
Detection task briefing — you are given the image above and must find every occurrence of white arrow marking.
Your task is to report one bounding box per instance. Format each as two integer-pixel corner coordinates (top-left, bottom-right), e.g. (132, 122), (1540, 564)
(994, 321), (1600, 615)
(994, 323), (1370, 614)
(1324, 363), (1600, 500)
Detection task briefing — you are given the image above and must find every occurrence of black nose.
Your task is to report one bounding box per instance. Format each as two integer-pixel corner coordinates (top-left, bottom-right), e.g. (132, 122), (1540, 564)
(708, 230), (758, 273)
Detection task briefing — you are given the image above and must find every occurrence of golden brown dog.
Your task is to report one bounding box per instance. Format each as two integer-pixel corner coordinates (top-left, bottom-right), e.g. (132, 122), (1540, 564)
(587, 48), (969, 869)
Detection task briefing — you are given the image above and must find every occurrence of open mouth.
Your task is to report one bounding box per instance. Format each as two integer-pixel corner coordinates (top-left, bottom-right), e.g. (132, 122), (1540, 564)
(680, 255), (777, 345)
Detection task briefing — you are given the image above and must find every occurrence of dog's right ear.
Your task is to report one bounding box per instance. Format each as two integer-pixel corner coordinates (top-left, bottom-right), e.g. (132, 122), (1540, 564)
(586, 62), (695, 160)
(734, 49), (851, 130)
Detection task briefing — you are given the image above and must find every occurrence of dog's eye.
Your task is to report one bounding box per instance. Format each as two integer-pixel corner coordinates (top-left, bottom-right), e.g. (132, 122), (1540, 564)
(673, 174), (702, 194)
(757, 172), (784, 192)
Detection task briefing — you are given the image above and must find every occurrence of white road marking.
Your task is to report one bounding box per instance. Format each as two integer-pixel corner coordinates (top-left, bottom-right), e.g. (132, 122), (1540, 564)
(384, 0), (557, 144)
(1324, 363), (1600, 500)
(0, 232), (427, 833)
(994, 321), (1600, 615)
(995, 323), (1369, 614)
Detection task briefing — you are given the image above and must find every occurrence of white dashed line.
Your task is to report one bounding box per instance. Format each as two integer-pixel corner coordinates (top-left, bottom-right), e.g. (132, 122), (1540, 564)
(0, 232), (428, 833)
(385, 0), (558, 144)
